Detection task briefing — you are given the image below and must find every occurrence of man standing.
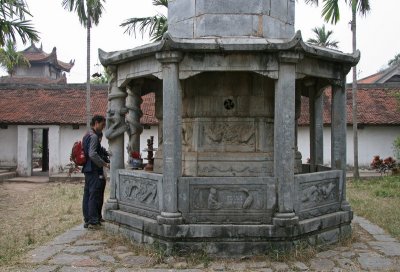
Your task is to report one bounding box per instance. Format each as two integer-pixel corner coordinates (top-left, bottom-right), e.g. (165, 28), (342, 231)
(82, 115), (110, 229)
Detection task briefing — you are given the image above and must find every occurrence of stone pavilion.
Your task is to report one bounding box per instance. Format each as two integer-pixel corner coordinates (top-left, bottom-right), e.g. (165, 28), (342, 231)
(99, 0), (359, 255)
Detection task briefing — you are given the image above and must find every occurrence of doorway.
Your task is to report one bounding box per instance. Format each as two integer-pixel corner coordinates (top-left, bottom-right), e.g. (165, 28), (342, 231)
(32, 128), (49, 176)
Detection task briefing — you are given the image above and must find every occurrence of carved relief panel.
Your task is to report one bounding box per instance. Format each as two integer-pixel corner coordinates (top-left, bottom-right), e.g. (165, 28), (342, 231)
(179, 177), (276, 224)
(199, 121), (256, 152)
(119, 174), (159, 212)
(296, 172), (342, 220)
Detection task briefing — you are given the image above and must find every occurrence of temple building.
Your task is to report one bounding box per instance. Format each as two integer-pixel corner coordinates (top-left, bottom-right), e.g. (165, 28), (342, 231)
(0, 43), (74, 84)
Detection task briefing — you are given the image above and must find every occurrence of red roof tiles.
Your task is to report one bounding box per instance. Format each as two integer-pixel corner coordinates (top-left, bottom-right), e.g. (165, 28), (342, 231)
(0, 86), (158, 125)
(299, 87), (400, 126)
(21, 44), (74, 72)
(0, 84), (397, 127)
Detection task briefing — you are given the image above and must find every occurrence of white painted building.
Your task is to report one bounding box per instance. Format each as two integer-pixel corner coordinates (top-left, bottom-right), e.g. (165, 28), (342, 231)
(0, 85), (158, 176)
(298, 126), (400, 167)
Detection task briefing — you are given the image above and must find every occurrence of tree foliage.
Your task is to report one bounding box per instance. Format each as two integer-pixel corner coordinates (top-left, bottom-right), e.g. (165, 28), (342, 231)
(121, 0), (168, 42)
(388, 53), (400, 67)
(0, 0), (39, 47)
(61, 0), (105, 28)
(307, 25), (339, 48)
(303, 0), (370, 24)
(0, 39), (29, 76)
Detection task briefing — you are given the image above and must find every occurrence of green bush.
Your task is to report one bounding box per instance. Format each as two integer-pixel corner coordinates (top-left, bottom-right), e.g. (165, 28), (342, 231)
(394, 136), (400, 160)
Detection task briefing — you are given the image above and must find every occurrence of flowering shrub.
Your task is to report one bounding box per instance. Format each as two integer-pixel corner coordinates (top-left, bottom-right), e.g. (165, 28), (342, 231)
(131, 151), (141, 159)
(371, 155), (397, 175)
(370, 155), (383, 169)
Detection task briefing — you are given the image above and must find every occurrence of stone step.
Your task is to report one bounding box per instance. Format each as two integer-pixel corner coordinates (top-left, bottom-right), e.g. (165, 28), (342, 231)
(0, 166), (16, 172)
(0, 171), (17, 182)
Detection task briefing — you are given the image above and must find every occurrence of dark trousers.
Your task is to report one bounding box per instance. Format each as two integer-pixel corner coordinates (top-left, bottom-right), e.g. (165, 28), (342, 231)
(83, 171), (102, 224)
(98, 177), (106, 220)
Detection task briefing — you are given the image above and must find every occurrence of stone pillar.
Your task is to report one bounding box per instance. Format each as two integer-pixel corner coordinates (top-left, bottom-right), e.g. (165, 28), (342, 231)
(156, 51), (183, 225)
(308, 83), (324, 171)
(331, 78), (350, 211)
(126, 81), (143, 155)
(104, 66), (128, 212)
(273, 52), (301, 225)
(294, 87), (302, 174)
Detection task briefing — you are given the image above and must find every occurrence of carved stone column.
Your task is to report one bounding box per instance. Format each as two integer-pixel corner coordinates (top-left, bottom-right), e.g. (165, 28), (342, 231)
(104, 66), (128, 212)
(307, 81), (324, 171)
(294, 87), (302, 174)
(153, 88), (163, 173)
(126, 80), (143, 156)
(156, 51), (183, 225)
(331, 78), (350, 211)
(273, 52), (302, 226)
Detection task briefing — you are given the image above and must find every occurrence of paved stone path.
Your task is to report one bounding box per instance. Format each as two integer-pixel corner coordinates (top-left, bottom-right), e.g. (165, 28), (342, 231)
(6, 216), (400, 271)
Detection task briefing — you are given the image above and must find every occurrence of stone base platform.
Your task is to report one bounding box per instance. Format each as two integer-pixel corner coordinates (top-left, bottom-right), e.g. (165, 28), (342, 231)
(104, 209), (353, 256)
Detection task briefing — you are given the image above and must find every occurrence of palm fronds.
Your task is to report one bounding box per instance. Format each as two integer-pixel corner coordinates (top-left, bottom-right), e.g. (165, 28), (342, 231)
(121, 14), (167, 42)
(307, 25), (339, 48)
(0, 0), (39, 46)
(121, 0), (168, 41)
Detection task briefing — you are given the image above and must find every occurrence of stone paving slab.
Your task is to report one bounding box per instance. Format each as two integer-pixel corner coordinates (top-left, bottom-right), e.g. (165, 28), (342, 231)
(11, 215), (400, 272)
(357, 252), (394, 270)
(48, 253), (92, 265)
(368, 241), (400, 256)
(63, 245), (104, 254)
(48, 228), (87, 245)
(26, 244), (65, 263)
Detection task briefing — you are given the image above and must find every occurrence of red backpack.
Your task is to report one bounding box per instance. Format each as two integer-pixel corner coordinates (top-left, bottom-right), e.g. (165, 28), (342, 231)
(70, 140), (86, 166)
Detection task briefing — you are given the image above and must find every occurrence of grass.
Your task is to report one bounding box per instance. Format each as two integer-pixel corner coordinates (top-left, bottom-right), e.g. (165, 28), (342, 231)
(0, 182), (83, 266)
(347, 175), (400, 239)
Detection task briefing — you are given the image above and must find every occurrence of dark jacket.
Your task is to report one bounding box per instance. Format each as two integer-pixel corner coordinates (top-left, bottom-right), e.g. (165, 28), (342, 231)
(82, 129), (105, 173)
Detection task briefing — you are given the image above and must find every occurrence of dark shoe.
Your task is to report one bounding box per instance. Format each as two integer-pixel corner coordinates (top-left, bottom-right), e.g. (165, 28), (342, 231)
(83, 223), (89, 229)
(99, 218), (105, 223)
(87, 223), (101, 230)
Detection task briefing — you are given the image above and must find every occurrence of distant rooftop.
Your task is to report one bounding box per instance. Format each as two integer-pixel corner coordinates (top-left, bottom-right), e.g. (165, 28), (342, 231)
(0, 43), (75, 84)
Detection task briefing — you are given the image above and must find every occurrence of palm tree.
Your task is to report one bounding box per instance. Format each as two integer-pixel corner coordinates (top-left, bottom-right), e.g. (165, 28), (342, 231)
(121, 0), (168, 42)
(0, 0), (39, 46)
(306, 0), (370, 179)
(0, 40), (30, 76)
(307, 25), (339, 48)
(62, 0), (105, 128)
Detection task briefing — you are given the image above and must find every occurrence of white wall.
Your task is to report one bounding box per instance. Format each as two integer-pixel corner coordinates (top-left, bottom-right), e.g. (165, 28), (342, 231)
(59, 125), (88, 170)
(298, 125), (400, 167)
(0, 125), (18, 167)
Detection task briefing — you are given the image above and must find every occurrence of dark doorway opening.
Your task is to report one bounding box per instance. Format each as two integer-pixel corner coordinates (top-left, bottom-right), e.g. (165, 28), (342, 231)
(32, 128), (49, 176)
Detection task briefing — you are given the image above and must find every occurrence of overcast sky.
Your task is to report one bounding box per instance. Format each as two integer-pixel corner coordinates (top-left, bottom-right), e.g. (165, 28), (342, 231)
(2, 0), (399, 83)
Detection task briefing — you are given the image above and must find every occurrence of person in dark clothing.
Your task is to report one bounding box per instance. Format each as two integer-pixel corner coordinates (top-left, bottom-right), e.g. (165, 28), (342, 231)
(97, 133), (109, 222)
(82, 115), (109, 229)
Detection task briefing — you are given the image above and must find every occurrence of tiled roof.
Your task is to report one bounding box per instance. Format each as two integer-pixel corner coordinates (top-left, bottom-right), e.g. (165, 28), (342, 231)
(358, 63), (400, 84)
(0, 86), (158, 125)
(0, 76), (67, 84)
(358, 72), (384, 84)
(0, 84), (397, 127)
(299, 87), (400, 126)
(21, 44), (74, 72)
